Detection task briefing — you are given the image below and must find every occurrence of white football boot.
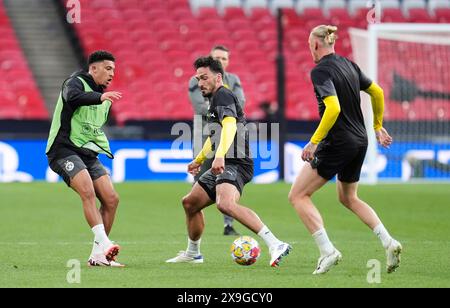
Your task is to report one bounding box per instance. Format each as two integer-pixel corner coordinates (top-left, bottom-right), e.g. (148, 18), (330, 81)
(88, 254), (125, 267)
(166, 251), (204, 263)
(91, 241), (120, 261)
(269, 242), (292, 267)
(103, 243), (120, 262)
(89, 240), (121, 264)
(313, 249), (342, 275)
(386, 239), (402, 273)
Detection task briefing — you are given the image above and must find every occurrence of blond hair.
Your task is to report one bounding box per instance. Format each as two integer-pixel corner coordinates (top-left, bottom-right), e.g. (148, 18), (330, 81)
(311, 25), (338, 46)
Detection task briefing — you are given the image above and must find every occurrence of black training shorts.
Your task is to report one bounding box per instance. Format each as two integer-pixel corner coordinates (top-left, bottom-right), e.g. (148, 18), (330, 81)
(48, 153), (108, 186)
(313, 144), (368, 183)
(197, 163), (254, 202)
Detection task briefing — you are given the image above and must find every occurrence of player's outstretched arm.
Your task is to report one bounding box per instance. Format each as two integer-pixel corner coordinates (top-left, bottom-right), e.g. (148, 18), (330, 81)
(64, 77), (121, 107)
(100, 91), (122, 102)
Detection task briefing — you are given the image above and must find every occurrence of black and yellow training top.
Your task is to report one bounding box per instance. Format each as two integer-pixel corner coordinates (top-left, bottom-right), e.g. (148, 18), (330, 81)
(310, 53), (385, 148)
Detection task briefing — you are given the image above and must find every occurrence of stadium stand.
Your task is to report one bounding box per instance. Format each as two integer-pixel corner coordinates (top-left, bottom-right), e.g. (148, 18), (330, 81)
(28, 0), (450, 123)
(0, 0), (47, 120)
(0, 0), (448, 125)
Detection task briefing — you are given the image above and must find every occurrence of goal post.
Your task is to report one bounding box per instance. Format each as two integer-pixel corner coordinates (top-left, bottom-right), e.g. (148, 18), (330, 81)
(349, 23), (450, 183)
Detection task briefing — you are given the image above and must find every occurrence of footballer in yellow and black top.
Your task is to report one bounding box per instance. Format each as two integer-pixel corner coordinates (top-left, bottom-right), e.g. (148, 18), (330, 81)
(310, 53), (385, 182)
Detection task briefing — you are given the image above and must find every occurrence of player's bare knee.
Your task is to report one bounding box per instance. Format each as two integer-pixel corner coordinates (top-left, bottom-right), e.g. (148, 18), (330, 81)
(288, 191), (308, 206)
(288, 191), (297, 205)
(79, 187), (96, 203)
(181, 195), (190, 208)
(106, 191), (119, 209)
(182, 195), (196, 214)
(216, 200), (235, 216)
(339, 194), (357, 209)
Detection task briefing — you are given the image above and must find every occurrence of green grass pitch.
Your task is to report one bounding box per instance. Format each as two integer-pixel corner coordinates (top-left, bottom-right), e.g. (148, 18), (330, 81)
(0, 182), (449, 288)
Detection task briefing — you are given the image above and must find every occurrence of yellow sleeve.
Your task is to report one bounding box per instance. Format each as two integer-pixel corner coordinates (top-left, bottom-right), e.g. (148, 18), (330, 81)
(194, 137), (212, 164)
(310, 96), (341, 144)
(215, 117), (237, 158)
(364, 82), (384, 131)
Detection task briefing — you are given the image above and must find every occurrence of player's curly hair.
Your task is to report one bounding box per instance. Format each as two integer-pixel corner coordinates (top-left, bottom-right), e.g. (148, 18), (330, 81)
(194, 56), (224, 77)
(88, 50), (115, 65)
(311, 25), (338, 46)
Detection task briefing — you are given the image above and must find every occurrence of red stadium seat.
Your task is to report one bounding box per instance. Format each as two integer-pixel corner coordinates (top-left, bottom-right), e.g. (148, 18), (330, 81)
(122, 8), (147, 20)
(167, 0), (190, 10)
(260, 39), (277, 53)
(145, 8), (172, 21)
(159, 39), (185, 51)
(248, 7), (272, 21)
(235, 40), (260, 52)
(65, 0), (449, 122)
(407, 8), (434, 22)
(299, 8), (325, 21)
(382, 8), (407, 22)
(171, 7), (193, 20)
(281, 8), (303, 27)
(180, 29), (204, 41)
(243, 50), (270, 62)
(434, 8), (450, 22)
(184, 39), (209, 53)
(223, 7), (247, 20)
(200, 19), (225, 30)
(150, 19), (178, 31)
(205, 29), (230, 41)
(0, 106), (23, 120)
(252, 17), (276, 32)
(230, 29), (257, 41)
(196, 7), (220, 19)
(155, 29), (181, 41)
(176, 18), (202, 34)
(329, 8), (353, 26)
(227, 19), (252, 31)
(257, 28), (277, 41)
(166, 50), (193, 62)
(90, 0), (116, 9)
(0, 1), (46, 120)
(117, 0), (149, 10)
(143, 0), (166, 9)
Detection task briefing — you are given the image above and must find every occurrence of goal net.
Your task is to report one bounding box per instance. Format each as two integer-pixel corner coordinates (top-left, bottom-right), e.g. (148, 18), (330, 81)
(349, 23), (450, 182)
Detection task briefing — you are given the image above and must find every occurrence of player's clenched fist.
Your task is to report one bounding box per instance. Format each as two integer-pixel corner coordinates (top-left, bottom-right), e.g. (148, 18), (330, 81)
(188, 161), (202, 176)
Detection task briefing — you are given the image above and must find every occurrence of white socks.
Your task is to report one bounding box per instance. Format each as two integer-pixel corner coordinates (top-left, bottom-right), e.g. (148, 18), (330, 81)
(91, 224), (111, 255)
(258, 225), (282, 250)
(186, 238), (201, 257)
(373, 223), (393, 249)
(312, 228), (336, 257)
(310, 224), (393, 257)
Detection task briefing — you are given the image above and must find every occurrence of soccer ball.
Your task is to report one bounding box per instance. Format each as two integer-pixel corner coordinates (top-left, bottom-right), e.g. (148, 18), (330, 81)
(230, 236), (261, 266)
